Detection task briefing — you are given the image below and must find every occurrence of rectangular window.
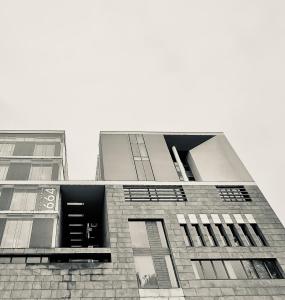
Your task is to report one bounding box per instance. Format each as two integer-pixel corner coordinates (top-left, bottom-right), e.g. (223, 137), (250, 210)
(124, 186), (186, 202)
(192, 259), (283, 280)
(34, 144), (56, 156)
(29, 166), (53, 180)
(216, 224), (231, 246)
(250, 224), (268, 246)
(10, 192), (37, 211)
(192, 224), (205, 246)
(180, 224), (193, 247)
(1, 220), (33, 248)
(204, 224), (218, 246)
(0, 165), (9, 180)
(239, 224), (256, 246)
(216, 186), (251, 202)
(129, 219), (179, 289)
(134, 256), (158, 288)
(227, 224), (243, 246)
(0, 144), (15, 156)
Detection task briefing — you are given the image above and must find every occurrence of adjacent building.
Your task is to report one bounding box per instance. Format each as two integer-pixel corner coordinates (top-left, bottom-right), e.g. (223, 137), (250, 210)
(0, 130), (284, 299)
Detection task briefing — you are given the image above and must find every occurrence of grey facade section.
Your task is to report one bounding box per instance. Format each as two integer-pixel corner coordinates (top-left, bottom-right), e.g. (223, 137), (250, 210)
(143, 134), (179, 181)
(0, 184), (284, 299)
(100, 134), (137, 181)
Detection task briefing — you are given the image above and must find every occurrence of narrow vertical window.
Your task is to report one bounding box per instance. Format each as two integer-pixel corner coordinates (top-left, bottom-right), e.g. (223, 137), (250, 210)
(180, 224), (193, 247)
(0, 165), (9, 180)
(239, 224), (256, 246)
(134, 256), (158, 288)
(250, 224), (268, 246)
(227, 224), (243, 246)
(216, 224), (231, 246)
(165, 255), (178, 288)
(128, 221), (150, 248)
(192, 224), (205, 246)
(204, 224), (218, 246)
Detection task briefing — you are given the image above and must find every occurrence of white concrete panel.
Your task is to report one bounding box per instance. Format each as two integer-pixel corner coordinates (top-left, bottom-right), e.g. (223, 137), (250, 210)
(177, 214), (186, 224)
(187, 135), (253, 182)
(188, 214), (198, 224)
(234, 214), (245, 224)
(211, 214), (222, 224)
(245, 214), (256, 224)
(222, 214), (233, 224)
(199, 214), (210, 224)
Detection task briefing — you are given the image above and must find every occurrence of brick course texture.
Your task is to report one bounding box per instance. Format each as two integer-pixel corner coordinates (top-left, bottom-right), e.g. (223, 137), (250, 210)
(0, 184), (285, 299)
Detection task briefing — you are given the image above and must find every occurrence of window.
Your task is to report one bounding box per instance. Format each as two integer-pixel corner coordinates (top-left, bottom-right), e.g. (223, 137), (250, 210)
(124, 185), (186, 202)
(239, 224), (256, 246)
(204, 224), (218, 246)
(129, 220), (179, 289)
(10, 192), (37, 211)
(134, 256), (158, 288)
(0, 165), (9, 180)
(216, 224), (231, 246)
(0, 144), (15, 156)
(216, 186), (251, 202)
(250, 224), (268, 246)
(129, 221), (150, 248)
(29, 165), (53, 180)
(129, 134), (154, 180)
(180, 224), (193, 247)
(192, 224), (205, 246)
(192, 259), (283, 280)
(34, 144), (56, 156)
(227, 224), (243, 246)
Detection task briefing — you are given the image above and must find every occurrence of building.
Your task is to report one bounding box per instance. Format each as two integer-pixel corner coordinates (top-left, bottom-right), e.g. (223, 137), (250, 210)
(0, 130), (284, 299)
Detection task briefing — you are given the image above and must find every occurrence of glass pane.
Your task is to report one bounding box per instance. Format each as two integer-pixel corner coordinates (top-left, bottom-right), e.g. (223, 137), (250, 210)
(251, 224), (267, 246)
(242, 260), (258, 279)
(224, 261), (237, 279)
(29, 166), (53, 180)
(212, 261), (228, 279)
(16, 220), (33, 248)
(239, 224), (255, 246)
(252, 260), (270, 279)
(134, 256), (158, 288)
(181, 225), (191, 247)
(134, 160), (146, 181)
(1, 220), (17, 248)
(128, 221), (150, 248)
(0, 144), (15, 156)
(192, 261), (204, 279)
(138, 144), (148, 157)
(156, 221), (168, 248)
(230, 260), (247, 279)
(165, 255), (178, 288)
(10, 192), (37, 211)
(34, 144), (55, 156)
(0, 165), (9, 180)
(201, 261), (216, 279)
(264, 260), (282, 279)
(136, 135), (144, 144)
(130, 143), (140, 157)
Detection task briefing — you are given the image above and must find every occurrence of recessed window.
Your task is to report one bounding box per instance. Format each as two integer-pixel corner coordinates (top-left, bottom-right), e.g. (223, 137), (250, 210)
(124, 185), (186, 202)
(192, 259), (283, 280)
(216, 186), (251, 202)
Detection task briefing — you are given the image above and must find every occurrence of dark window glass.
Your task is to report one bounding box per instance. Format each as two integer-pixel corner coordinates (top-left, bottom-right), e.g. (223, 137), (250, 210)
(252, 260), (270, 279)
(251, 224), (268, 246)
(239, 224), (255, 246)
(212, 260), (228, 279)
(228, 224), (243, 246)
(134, 256), (158, 288)
(201, 261), (216, 279)
(264, 260), (282, 279)
(193, 224), (205, 246)
(180, 225), (192, 247)
(216, 224), (231, 246)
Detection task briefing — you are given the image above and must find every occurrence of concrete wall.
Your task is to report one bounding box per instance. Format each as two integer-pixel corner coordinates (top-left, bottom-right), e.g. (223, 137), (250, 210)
(100, 134), (137, 181)
(187, 135), (253, 182)
(143, 134), (179, 182)
(0, 184), (284, 299)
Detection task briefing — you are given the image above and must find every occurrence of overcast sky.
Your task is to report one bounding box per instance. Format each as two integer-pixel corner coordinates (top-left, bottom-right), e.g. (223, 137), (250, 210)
(0, 1), (284, 224)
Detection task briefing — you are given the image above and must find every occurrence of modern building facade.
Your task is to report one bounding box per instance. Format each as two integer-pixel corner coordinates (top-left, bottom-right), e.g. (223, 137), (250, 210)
(0, 130), (284, 299)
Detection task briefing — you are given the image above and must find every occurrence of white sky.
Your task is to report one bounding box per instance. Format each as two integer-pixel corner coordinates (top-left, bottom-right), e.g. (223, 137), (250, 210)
(0, 1), (284, 224)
